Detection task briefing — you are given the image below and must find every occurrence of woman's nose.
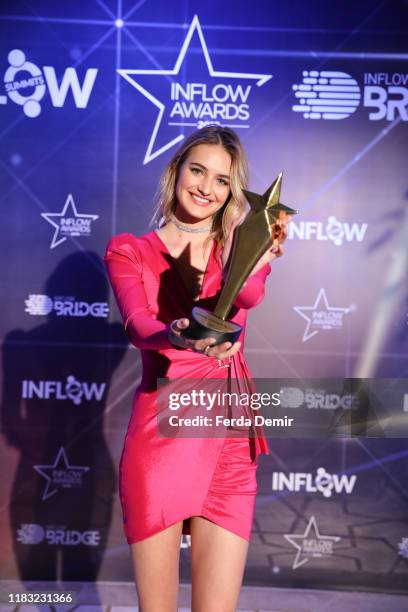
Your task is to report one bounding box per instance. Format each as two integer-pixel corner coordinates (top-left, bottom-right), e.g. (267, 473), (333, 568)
(197, 177), (211, 196)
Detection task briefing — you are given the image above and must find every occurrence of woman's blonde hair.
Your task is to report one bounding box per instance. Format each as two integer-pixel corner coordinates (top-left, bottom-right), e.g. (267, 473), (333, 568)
(151, 125), (249, 256)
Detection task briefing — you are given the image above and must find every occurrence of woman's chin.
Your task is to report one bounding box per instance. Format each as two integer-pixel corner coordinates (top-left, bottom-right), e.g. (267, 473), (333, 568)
(176, 207), (214, 223)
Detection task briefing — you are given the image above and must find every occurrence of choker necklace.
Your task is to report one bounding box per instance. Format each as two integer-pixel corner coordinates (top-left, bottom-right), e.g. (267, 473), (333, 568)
(170, 213), (213, 233)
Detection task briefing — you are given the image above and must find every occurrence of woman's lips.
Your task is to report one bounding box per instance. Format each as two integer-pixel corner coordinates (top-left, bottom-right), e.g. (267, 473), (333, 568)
(190, 192), (213, 206)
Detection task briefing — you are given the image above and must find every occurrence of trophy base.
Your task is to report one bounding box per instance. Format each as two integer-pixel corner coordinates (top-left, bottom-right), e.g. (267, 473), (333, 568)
(181, 307), (242, 345)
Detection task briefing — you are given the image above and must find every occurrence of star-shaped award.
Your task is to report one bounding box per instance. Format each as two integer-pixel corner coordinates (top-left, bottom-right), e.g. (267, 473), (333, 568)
(181, 174), (299, 344)
(244, 172), (298, 226)
(213, 173), (298, 320)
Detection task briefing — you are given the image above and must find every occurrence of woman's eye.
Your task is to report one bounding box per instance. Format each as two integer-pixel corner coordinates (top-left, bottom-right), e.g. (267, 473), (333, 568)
(190, 166), (202, 174)
(218, 178), (229, 186)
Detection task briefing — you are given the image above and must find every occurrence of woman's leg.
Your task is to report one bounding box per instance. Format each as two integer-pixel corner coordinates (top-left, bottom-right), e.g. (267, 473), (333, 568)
(190, 517), (249, 612)
(130, 520), (184, 612)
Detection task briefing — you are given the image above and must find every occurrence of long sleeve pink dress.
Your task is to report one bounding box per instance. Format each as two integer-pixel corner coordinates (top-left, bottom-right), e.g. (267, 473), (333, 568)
(104, 230), (271, 543)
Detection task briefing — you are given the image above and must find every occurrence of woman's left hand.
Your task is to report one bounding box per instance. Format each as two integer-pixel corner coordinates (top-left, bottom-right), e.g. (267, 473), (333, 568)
(168, 318), (241, 359)
(221, 215), (288, 278)
(249, 220), (288, 276)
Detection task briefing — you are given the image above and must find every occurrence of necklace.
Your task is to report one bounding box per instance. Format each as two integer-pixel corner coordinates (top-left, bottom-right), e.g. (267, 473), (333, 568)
(170, 213), (212, 234)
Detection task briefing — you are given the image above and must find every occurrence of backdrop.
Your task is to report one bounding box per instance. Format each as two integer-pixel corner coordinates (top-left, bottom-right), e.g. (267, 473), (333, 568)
(1, 0), (408, 593)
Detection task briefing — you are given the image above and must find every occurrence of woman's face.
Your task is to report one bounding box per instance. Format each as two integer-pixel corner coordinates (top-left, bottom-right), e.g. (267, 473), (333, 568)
(175, 143), (231, 223)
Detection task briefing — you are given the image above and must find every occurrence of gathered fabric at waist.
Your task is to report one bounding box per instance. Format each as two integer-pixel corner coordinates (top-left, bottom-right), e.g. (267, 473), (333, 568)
(134, 349), (270, 460)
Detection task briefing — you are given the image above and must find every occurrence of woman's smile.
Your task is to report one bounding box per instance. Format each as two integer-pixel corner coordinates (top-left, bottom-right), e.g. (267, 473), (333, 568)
(189, 192), (214, 206)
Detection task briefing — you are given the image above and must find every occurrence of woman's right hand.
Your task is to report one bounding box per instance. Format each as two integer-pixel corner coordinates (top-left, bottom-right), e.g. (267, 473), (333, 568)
(168, 318), (241, 360)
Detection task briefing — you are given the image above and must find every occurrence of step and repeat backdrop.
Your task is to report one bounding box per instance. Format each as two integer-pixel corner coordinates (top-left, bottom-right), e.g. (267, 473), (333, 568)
(1, 0), (408, 593)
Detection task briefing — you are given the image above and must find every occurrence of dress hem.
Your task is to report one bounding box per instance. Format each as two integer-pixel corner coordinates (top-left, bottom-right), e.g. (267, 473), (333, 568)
(125, 513), (251, 545)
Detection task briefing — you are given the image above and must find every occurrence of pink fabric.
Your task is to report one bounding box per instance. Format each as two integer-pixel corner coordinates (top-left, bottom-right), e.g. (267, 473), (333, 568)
(104, 231), (271, 543)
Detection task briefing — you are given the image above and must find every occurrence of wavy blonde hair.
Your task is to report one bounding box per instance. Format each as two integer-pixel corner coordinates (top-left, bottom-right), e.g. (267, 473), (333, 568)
(151, 125), (249, 258)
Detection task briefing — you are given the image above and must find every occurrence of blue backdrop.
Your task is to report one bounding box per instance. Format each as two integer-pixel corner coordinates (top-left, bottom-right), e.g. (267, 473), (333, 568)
(1, 0), (408, 592)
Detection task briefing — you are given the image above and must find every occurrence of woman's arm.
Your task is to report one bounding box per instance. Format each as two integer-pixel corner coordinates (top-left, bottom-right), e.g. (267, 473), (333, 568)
(104, 234), (242, 359)
(104, 234), (173, 350)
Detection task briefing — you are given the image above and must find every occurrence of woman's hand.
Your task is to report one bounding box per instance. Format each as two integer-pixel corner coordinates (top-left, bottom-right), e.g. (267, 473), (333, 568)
(168, 318), (241, 360)
(221, 213), (289, 279)
(249, 221), (287, 276)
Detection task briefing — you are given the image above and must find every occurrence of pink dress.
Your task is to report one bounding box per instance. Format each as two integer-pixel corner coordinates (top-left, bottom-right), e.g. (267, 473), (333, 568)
(104, 231), (271, 543)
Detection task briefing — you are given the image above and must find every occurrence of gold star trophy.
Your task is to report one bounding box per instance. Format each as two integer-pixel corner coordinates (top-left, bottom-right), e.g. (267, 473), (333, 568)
(181, 173), (298, 345)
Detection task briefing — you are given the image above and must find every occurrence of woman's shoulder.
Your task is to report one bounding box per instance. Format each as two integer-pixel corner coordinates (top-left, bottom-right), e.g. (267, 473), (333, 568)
(105, 230), (156, 253)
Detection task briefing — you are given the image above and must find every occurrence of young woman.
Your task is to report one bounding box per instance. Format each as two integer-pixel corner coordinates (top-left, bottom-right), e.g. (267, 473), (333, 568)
(104, 126), (285, 611)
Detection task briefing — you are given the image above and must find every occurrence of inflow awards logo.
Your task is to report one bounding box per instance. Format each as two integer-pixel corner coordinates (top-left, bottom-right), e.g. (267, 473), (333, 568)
(293, 288), (354, 342)
(33, 447), (90, 501)
(41, 194), (99, 249)
(118, 15), (273, 163)
(284, 516), (341, 570)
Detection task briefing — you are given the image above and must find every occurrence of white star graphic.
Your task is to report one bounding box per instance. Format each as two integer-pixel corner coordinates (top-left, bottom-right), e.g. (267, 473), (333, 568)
(293, 288), (353, 342)
(41, 193), (99, 249)
(33, 447), (90, 501)
(118, 14), (272, 164)
(284, 516), (341, 570)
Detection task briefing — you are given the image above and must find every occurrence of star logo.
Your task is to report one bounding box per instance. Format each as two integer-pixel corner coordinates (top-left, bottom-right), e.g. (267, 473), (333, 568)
(118, 15), (272, 164)
(41, 194), (99, 249)
(284, 516), (341, 570)
(33, 447), (90, 500)
(293, 288), (354, 342)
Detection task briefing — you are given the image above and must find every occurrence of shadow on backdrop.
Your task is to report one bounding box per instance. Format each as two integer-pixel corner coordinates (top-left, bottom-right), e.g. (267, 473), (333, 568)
(1, 251), (126, 581)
